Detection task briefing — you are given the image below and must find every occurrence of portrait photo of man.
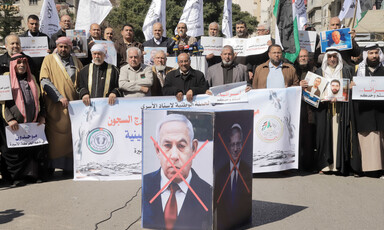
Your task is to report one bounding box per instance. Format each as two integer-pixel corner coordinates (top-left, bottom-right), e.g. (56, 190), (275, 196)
(331, 30), (346, 47)
(142, 113), (212, 230)
(214, 110), (253, 230)
(330, 79), (341, 96)
(306, 77), (322, 97)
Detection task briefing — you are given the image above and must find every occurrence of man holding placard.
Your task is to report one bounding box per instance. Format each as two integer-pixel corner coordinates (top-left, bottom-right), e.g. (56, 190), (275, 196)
(0, 54), (46, 187)
(353, 44), (384, 177)
(313, 49), (353, 175)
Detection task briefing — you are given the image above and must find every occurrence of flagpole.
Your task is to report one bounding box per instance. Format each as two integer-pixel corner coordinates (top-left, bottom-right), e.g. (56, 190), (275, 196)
(351, 0), (358, 28)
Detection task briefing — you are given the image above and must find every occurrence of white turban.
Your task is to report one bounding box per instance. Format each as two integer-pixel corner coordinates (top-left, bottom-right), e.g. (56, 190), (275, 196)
(91, 44), (106, 54)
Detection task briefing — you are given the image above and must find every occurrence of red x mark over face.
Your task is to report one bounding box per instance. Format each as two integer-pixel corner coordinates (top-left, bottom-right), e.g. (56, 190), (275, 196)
(216, 129), (252, 203)
(149, 136), (209, 211)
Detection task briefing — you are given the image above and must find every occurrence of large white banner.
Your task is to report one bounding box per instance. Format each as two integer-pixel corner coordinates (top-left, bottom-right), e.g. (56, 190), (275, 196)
(222, 0), (233, 38)
(176, 0), (204, 37)
(142, 0), (167, 41)
(69, 87), (301, 180)
(75, 0), (112, 37)
(39, 0), (60, 37)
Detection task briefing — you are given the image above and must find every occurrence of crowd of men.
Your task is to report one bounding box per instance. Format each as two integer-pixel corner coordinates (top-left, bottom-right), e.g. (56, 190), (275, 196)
(0, 13), (383, 187)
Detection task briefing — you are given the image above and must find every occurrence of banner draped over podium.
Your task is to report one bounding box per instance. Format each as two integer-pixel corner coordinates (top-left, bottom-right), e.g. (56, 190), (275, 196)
(69, 87), (301, 181)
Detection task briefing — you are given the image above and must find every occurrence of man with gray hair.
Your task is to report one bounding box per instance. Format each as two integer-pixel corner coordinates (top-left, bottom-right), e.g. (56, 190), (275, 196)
(0, 34), (35, 76)
(205, 45), (249, 89)
(77, 43), (121, 106)
(150, 50), (174, 96)
(119, 47), (153, 97)
(142, 113), (212, 229)
(205, 22), (222, 67)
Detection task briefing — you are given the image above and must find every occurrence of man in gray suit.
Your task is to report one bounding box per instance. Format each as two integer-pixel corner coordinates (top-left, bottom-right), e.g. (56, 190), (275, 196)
(205, 45), (250, 91)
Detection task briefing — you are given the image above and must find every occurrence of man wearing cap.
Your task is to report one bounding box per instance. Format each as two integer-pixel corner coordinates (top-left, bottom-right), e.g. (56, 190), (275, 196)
(77, 44), (120, 105)
(353, 44), (384, 177)
(40, 37), (83, 175)
(312, 49), (354, 175)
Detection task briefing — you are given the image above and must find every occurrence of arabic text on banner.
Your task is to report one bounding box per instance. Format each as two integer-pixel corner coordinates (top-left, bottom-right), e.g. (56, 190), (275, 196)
(69, 87), (301, 181)
(209, 81), (248, 104)
(0, 75), (13, 101)
(20, 37), (49, 58)
(352, 77), (384, 100)
(6, 123), (48, 148)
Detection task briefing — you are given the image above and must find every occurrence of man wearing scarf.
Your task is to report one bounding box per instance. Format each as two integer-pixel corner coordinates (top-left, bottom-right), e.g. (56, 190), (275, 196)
(0, 54), (45, 186)
(77, 44), (120, 105)
(313, 49), (354, 175)
(40, 37), (83, 176)
(353, 44), (384, 177)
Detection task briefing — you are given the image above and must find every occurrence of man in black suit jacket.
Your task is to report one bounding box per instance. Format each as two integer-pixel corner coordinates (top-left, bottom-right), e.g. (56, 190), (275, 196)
(215, 124), (252, 230)
(143, 22), (174, 55)
(142, 114), (212, 230)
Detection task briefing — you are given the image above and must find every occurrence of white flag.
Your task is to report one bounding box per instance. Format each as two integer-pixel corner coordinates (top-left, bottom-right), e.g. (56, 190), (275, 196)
(75, 0), (113, 37)
(339, 0), (362, 21)
(142, 0), (167, 41)
(222, 0), (233, 38)
(175, 0), (204, 37)
(295, 0), (308, 30)
(39, 0), (60, 37)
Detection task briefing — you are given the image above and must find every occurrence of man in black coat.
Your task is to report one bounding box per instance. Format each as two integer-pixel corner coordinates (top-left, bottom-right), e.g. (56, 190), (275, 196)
(143, 22), (174, 55)
(163, 53), (208, 102)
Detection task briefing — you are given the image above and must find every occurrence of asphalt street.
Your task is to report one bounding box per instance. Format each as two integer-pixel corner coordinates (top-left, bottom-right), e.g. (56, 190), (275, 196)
(1, 171), (383, 230)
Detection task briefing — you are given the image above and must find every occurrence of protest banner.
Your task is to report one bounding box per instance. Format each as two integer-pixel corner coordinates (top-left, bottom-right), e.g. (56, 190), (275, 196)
(143, 47), (167, 66)
(66, 30), (88, 58)
(0, 75), (12, 101)
(69, 87), (301, 181)
(298, 30), (317, 53)
(5, 123), (48, 148)
(94, 40), (117, 66)
(200, 36), (223, 56)
(209, 81), (248, 104)
(20, 37), (49, 57)
(320, 28), (352, 53)
(352, 77), (384, 100)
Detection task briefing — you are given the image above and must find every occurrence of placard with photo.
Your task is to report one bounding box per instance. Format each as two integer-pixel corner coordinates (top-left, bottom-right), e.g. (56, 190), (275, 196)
(320, 28), (352, 53)
(66, 30), (88, 58)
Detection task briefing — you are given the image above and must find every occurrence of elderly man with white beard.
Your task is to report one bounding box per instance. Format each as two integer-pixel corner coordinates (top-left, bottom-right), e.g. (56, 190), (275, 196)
(150, 50), (174, 96)
(352, 44), (384, 178)
(312, 49), (354, 175)
(77, 44), (120, 106)
(205, 45), (249, 90)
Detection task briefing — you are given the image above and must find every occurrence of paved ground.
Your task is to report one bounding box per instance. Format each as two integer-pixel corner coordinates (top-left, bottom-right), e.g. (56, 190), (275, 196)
(1, 171), (384, 230)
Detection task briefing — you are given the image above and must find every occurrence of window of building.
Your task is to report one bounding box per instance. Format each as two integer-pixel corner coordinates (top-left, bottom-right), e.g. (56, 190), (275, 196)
(29, 0), (38, 5)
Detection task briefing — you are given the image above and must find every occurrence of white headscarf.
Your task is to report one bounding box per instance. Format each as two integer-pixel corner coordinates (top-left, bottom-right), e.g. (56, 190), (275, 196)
(356, 45), (384, 77)
(321, 50), (343, 79)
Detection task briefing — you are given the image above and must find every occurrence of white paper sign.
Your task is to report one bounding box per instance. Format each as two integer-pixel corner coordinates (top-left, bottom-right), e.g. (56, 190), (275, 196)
(0, 75), (12, 101)
(352, 77), (384, 100)
(200, 36), (223, 56)
(201, 35), (270, 57)
(6, 123), (48, 148)
(210, 81), (248, 104)
(298, 30), (317, 53)
(20, 37), (49, 57)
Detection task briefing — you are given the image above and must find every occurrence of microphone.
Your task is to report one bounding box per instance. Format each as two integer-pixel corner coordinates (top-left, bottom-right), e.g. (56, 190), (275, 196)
(198, 45), (204, 56)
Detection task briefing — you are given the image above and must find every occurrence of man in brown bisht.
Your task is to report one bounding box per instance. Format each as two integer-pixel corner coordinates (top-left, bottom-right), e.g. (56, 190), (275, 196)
(40, 37), (83, 176)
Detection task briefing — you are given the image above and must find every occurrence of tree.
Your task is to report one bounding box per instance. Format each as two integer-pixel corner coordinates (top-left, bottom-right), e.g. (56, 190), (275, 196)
(0, 0), (22, 42)
(104, 0), (258, 42)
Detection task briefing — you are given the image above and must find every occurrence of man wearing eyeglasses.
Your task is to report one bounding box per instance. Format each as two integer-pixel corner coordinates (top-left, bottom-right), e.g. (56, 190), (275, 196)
(252, 44), (299, 89)
(150, 50), (175, 96)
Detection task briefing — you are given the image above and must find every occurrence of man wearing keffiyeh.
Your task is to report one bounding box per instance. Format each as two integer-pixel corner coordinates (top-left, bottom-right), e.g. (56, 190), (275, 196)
(0, 54), (46, 187)
(312, 49), (354, 175)
(353, 44), (384, 178)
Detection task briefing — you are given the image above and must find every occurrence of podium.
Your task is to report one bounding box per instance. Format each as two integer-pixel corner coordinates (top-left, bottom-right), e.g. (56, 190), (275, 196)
(142, 109), (253, 230)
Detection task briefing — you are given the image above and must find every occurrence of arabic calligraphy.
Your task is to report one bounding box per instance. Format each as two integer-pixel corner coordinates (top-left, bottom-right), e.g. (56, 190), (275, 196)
(107, 116), (142, 126)
(125, 130), (142, 141)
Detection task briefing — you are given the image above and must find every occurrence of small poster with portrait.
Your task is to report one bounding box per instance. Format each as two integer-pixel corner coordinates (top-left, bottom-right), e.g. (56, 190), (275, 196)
(144, 47), (167, 66)
(66, 29), (88, 58)
(322, 78), (350, 102)
(320, 28), (352, 53)
(94, 40), (117, 66)
(304, 71), (328, 96)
